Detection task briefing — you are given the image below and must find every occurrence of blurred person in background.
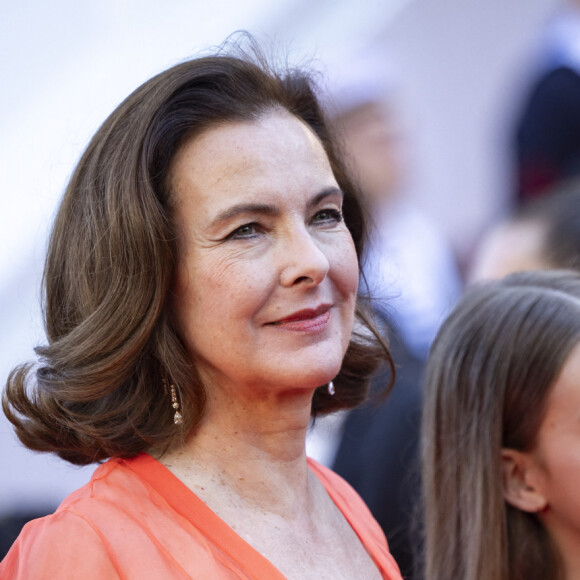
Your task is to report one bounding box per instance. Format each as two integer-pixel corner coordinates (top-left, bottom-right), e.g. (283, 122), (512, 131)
(469, 177), (580, 282)
(513, 0), (580, 203)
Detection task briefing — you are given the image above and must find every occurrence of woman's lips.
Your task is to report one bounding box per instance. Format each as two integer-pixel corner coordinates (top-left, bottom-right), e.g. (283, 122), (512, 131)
(268, 306), (331, 332)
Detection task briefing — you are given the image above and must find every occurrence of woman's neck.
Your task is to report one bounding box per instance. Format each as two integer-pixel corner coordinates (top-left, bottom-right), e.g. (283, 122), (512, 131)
(158, 384), (316, 516)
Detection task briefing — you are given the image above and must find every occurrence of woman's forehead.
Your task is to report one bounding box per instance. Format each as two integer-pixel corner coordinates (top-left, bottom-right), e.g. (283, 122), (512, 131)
(169, 111), (336, 209)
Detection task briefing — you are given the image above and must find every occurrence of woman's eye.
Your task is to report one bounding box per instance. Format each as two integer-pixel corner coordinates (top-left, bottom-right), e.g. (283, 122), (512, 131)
(227, 223), (260, 239)
(312, 208), (343, 225)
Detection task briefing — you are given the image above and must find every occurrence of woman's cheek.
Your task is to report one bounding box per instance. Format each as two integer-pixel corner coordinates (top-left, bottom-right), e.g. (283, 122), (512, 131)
(336, 234), (359, 297)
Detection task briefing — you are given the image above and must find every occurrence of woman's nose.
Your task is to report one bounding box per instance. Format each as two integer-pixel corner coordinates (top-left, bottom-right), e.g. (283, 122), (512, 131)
(279, 227), (330, 288)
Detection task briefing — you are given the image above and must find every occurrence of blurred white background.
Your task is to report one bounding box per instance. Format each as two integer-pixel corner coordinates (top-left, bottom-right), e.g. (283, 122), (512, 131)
(1, 0), (558, 514)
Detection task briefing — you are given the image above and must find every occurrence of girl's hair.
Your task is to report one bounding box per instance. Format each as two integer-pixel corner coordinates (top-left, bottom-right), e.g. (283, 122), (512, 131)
(3, 36), (393, 466)
(422, 269), (580, 580)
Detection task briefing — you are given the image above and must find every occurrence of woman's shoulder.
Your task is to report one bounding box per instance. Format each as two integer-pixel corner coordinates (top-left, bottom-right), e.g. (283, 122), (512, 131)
(0, 454), (180, 579)
(0, 505), (123, 579)
(1, 454), (260, 579)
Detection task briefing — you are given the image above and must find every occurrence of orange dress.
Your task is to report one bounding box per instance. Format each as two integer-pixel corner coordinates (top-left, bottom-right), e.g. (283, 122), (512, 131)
(0, 453), (402, 579)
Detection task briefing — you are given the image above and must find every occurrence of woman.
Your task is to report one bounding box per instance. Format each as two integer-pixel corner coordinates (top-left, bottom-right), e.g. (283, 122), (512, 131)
(0, 39), (402, 579)
(422, 269), (580, 580)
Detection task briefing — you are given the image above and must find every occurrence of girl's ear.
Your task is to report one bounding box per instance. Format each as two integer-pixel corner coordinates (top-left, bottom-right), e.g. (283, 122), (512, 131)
(501, 448), (547, 513)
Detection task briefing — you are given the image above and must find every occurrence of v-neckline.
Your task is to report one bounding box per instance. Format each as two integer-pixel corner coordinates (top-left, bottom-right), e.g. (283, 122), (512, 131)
(121, 453), (391, 579)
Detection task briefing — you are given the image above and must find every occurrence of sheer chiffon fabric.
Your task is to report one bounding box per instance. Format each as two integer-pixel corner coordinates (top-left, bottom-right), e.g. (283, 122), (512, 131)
(1, 453), (402, 579)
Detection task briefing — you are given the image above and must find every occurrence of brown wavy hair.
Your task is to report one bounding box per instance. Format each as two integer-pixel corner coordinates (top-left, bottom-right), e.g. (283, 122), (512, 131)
(3, 36), (393, 466)
(422, 270), (580, 580)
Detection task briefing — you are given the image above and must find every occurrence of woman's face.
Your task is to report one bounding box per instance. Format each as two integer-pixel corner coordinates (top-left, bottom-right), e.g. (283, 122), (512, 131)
(169, 111), (359, 398)
(527, 341), (580, 554)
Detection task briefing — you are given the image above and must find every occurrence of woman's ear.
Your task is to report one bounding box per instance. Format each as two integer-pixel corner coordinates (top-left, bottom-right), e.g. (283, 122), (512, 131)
(501, 448), (548, 513)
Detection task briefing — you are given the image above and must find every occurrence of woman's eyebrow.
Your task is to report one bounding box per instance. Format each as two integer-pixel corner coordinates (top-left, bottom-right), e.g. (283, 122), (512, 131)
(212, 203), (279, 226)
(307, 187), (344, 209)
(211, 186), (344, 226)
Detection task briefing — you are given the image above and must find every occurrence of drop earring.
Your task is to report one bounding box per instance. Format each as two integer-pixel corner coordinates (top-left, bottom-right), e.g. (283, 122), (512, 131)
(163, 378), (183, 425)
(328, 381), (335, 396)
(170, 384), (183, 425)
